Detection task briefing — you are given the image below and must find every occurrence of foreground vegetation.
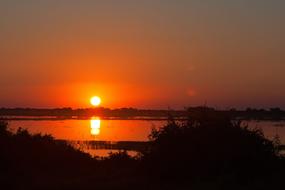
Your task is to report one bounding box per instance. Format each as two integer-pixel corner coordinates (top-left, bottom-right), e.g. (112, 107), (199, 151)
(1, 109), (285, 190)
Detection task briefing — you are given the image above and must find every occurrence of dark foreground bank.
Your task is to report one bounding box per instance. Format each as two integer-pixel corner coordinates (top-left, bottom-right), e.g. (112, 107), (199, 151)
(1, 109), (285, 190)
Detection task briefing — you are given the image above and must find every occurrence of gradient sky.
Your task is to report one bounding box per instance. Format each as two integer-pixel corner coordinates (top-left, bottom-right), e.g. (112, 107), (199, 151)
(0, 0), (284, 109)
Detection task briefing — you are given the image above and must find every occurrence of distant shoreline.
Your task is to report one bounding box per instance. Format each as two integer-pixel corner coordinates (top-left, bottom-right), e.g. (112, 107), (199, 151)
(1, 116), (285, 122)
(1, 107), (285, 121)
(1, 116), (177, 121)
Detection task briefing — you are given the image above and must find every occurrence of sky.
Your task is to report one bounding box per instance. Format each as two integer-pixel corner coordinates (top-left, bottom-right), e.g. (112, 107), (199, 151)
(0, 0), (284, 109)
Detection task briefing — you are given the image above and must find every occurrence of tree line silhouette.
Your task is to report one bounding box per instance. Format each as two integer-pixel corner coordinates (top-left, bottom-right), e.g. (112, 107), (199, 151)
(0, 107), (285, 120)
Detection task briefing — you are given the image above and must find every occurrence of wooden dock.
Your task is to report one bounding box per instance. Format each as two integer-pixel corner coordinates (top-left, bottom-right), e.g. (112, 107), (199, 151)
(65, 140), (150, 152)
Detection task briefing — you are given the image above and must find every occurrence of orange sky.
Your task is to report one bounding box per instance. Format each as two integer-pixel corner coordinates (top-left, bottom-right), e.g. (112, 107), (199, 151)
(0, 1), (285, 109)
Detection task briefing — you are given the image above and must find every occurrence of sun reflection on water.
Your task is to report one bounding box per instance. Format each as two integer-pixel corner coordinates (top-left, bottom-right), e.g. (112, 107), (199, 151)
(90, 117), (101, 136)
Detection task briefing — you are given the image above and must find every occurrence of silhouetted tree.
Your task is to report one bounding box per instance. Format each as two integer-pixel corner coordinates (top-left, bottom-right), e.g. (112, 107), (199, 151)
(144, 108), (282, 186)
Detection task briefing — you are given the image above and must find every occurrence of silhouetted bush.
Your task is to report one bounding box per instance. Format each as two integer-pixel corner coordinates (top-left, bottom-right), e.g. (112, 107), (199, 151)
(0, 121), (141, 189)
(143, 108), (282, 187)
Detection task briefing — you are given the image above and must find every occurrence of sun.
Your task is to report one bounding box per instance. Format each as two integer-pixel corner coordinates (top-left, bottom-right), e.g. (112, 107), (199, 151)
(90, 96), (101, 106)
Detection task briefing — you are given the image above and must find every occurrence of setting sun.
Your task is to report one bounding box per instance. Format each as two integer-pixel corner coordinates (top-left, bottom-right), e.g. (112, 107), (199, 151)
(90, 96), (101, 106)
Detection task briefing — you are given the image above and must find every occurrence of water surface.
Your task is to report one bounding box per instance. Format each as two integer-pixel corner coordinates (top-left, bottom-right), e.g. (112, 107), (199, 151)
(7, 119), (285, 156)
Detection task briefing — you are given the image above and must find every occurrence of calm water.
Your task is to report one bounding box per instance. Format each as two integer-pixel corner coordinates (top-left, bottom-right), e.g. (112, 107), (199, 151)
(7, 119), (285, 157)
(8, 118), (161, 141)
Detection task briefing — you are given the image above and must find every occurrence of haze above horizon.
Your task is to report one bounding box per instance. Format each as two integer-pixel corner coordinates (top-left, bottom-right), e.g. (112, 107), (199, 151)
(1, 0), (284, 109)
